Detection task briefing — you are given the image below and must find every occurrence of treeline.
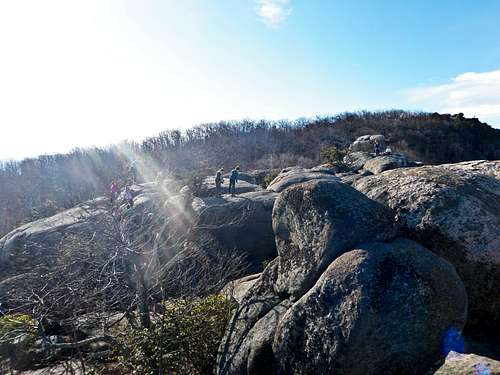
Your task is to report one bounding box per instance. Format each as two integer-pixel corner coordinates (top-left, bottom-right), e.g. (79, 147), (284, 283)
(1, 110), (499, 237)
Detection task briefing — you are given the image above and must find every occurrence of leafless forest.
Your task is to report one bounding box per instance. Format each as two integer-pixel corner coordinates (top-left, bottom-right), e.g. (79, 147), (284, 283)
(1, 110), (499, 237)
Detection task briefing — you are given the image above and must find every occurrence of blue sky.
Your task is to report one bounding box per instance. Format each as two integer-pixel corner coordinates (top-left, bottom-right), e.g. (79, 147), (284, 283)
(1, 0), (499, 160)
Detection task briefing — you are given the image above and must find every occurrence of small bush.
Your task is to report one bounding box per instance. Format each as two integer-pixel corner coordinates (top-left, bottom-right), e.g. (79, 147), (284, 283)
(0, 314), (37, 344)
(262, 170), (280, 188)
(0, 314), (37, 360)
(122, 295), (234, 375)
(320, 146), (348, 164)
(320, 146), (350, 171)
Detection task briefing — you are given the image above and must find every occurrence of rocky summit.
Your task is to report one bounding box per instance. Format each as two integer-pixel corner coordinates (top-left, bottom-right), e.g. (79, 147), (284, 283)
(1, 154), (499, 374)
(1, 3), (500, 369)
(216, 179), (468, 375)
(353, 160), (500, 329)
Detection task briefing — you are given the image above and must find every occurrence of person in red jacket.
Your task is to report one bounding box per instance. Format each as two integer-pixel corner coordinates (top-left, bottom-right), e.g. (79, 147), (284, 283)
(110, 180), (119, 203)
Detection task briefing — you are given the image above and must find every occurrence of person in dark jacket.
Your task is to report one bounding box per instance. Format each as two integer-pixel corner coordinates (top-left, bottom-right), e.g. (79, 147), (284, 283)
(215, 168), (224, 196)
(124, 186), (134, 208)
(228, 166), (240, 196)
(374, 140), (381, 156)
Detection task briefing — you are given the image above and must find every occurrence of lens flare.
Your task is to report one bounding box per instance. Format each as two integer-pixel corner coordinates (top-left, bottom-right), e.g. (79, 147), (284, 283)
(441, 327), (464, 356)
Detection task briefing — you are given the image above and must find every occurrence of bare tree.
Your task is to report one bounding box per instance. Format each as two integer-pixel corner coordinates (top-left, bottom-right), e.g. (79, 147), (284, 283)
(0, 194), (247, 373)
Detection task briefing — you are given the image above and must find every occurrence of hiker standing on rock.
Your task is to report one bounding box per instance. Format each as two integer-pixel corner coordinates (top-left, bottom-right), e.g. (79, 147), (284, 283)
(110, 180), (119, 203)
(229, 166), (240, 196)
(124, 186), (134, 208)
(215, 168), (224, 196)
(374, 140), (381, 156)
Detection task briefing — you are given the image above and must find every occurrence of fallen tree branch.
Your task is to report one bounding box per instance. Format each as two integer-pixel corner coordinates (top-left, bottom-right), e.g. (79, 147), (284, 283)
(45, 335), (129, 357)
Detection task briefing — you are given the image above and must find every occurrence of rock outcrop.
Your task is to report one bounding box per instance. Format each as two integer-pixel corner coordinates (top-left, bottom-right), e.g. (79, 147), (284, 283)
(224, 172), (257, 185)
(343, 151), (413, 175)
(0, 199), (106, 274)
(274, 240), (467, 375)
(217, 259), (284, 375)
(434, 351), (500, 374)
(221, 273), (261, 304)
(353, 160), (500, 329)
(272, 179), (397, 297)
(442, 159), (500, 180)
(308, 164), (338, 174)
(217, 179), (466, 375)
(3, 158), (498, 373)
(343, 134), (419, 175)
(193, 191), (278, 272)
(343, 151), (372, 171)
(336, 171), (366, 185)
(363, 154), (412, 174)
(201, 177), (262, 196)
(0, 176), (270, 285)
(349, 134), (385, 153)
(266, 167), (339, 193)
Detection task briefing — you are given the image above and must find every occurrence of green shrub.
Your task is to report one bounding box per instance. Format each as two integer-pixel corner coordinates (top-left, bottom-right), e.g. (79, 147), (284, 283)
(320, 146), (350, 171)
(0, 314), (37, 355)
(122, 295), (234, 375)
(262, 170), (280, 188)
(320, 146), (348, 164)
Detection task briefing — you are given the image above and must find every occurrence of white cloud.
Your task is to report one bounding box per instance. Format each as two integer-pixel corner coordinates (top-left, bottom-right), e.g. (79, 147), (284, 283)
(255, 0), (291, 27)
(406, 69), (500, 127)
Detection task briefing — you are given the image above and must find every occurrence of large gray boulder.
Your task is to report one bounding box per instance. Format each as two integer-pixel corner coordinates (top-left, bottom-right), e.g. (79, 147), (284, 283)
(349, 134), (385, 153)
(273, 239), (467, 375)
(217, 259), (286, 375)
(217, 239), (467, 375)
(336, 171), (367, 185)
(202, 177), (262, 196)
(0, 273), (37, 308)
(224, 172), (257, 185)
(343, 151), (372, 171)
(193, 191), (278, 272)
(434, 351), (500, 374)
(217, 180), (467, 375)
(266, 167), (339, 193)
(272, 179), (397, 297)
(308, 164), (338, 174)
(129, 178), (181, 196)
(442, 159), (500, 180)
(0, 199), (105, 274)
(221, 273), (261, 304)
(0, 186), (193, 304)
(363, 154), (412, 174)
(0, 177), (185, 275)
(353, 160), (500, 329)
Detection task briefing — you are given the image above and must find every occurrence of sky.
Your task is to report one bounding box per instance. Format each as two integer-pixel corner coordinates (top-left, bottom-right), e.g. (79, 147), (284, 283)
(1, 0), (499, 160)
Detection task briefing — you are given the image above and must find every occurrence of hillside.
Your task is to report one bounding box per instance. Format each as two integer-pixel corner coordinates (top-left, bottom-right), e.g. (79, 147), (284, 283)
(1, 110), (499, 238)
